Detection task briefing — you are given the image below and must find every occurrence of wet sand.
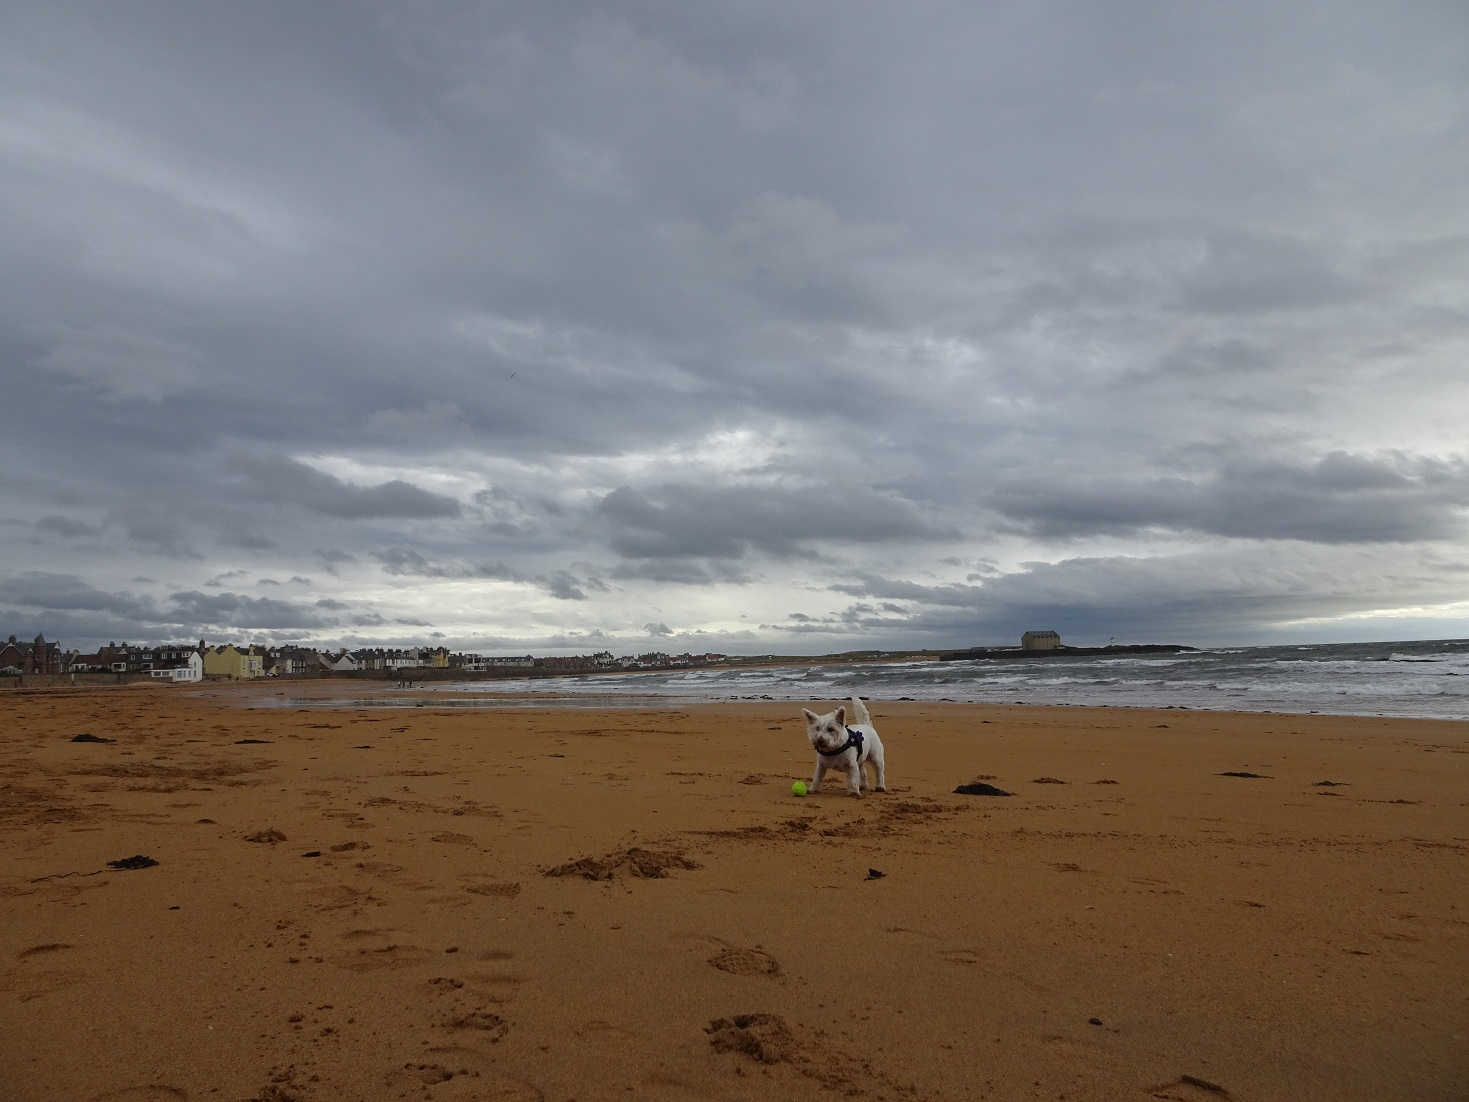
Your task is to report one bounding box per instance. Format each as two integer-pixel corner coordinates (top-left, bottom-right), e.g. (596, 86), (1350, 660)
(2, 682), (1467, 1101)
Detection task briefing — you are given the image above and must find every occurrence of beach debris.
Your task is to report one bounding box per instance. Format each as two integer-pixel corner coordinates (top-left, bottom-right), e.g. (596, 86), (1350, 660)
(1088, 1017), (1103, 1026)
(1032, 776), (1067, 784)
(245, 828), (288, 844)
(705, 1013), (797, 1064)
(1180, 1074), (1230, 1096)
(106, 855), (159, 870)
(69, 733), (115, 744)
(1217, 771), (1270, 779)
(234, 738), (271, 744)
(1094, 779), (1119, 784)
(954, 782), (1013, 796)
(1144, 1074), (1233, 1098)
(545, 846), (700, 880)
(865, 867), (886, 880)
(1312, 780), (1349, 786)
(301, 851), (321, 858)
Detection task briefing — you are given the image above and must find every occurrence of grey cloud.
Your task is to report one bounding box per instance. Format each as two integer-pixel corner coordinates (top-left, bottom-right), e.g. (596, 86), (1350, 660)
(987, 452), (1469, 543)
(3, 4), (1468, 653)
(609, 559), (754, 586)
(35, 515), (98, 539)
(542, 571), (587, 601)
(798, 545), (1469, 648)
(371, 548), (600, 601)
(236, 456), (461, 519)
(830, 574), (983, 607)
(1175, 230), (1372, 316)
(107, 506), (202, 559)
(166, 590), (337, 630)
(598, 483), (956, 560)
(0, 572), (160, 620)
(315, 551), (358, 576)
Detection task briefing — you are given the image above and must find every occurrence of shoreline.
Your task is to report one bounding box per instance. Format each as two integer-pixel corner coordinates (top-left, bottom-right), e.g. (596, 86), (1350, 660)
(170, 675), (1469, 724)
(3, 686), (1466, 1100)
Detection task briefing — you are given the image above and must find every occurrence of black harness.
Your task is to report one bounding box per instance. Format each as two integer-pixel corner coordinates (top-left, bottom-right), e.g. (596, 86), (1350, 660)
(820, 726), (865, 758)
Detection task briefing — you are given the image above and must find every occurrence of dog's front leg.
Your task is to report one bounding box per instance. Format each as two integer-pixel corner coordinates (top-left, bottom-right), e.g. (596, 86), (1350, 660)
(810, 761), (828, 792)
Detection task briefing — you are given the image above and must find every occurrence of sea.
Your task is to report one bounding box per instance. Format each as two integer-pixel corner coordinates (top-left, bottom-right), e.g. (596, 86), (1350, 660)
(346, 638), (1469, 721)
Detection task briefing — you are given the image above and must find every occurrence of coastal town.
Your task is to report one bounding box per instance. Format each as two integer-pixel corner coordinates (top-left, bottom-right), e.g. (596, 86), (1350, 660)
(0, 632), (730, 682)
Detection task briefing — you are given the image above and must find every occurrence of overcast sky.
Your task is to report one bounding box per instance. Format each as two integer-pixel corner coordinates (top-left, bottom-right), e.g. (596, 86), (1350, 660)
(4, 2), (1468, 656)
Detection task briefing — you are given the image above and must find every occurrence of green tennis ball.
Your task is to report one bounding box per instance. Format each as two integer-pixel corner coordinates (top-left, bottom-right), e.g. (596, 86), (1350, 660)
(791, 780), (808, 796)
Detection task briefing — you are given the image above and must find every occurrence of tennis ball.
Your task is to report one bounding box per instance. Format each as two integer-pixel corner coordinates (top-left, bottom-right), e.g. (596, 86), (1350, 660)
(791, 780), (808, 796)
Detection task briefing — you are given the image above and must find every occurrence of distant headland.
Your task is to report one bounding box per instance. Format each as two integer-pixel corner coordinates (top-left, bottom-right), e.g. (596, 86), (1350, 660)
(939, 643), (1198, 661)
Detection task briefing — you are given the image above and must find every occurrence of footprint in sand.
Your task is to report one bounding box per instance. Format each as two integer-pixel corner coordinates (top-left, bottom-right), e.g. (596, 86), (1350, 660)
(441, 1009), (509, 1041)
(90, 1088), (189, 1102)
(708, 947), (783, 977)
(387, 1045), (542, 1099)
(330, 931), (434, 972)
(463, 878), (522, 898)
(430, 831), (476, 845)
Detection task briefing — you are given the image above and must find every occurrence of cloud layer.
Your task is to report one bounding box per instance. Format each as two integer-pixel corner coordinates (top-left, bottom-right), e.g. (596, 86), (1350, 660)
(3, 3), (1468, 653)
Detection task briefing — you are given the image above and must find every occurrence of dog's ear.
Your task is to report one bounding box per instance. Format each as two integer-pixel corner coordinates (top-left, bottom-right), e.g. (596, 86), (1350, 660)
(802, 709), (818, 725)
(834, 706), (846, 726)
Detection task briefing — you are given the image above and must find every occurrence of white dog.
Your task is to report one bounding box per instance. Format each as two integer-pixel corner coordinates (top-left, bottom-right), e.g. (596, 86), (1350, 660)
(801, 696), (887, 796)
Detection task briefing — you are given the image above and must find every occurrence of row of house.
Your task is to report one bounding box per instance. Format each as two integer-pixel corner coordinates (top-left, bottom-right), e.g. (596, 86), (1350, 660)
(5, 634), (729, 681)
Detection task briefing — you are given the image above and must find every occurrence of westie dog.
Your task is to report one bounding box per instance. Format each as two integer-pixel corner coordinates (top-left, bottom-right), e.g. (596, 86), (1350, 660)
(801, 696), (887, 796)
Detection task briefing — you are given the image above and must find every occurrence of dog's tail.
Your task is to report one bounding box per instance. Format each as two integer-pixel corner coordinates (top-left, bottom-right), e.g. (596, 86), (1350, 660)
(847, 696), (871, 726)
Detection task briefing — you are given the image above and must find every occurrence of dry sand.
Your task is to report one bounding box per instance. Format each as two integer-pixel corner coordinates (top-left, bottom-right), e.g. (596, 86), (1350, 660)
(2, 682), (1466, 1101)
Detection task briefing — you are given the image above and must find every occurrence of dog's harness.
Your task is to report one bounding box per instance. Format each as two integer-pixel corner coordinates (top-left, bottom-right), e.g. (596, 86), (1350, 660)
(819, 726), (865, 758)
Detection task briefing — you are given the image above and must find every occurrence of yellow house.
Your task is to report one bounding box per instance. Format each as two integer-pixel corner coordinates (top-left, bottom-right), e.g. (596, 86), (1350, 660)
(428, 646), (450, 669)
(202, 644), (264, 680)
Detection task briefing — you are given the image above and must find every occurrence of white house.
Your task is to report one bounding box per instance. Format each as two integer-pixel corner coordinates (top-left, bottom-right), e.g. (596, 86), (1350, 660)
(386, 649), (423, 670)
(326, 652), (360, 672)
(147, 651), (204, 682)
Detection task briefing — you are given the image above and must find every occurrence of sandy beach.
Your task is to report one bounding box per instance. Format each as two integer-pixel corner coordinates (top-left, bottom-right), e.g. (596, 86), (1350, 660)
(2, 682), (1466, 1101)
